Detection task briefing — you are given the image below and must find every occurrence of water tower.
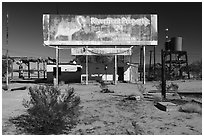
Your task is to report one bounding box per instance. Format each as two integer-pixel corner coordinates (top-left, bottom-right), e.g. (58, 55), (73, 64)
(162, 29), (190, 80)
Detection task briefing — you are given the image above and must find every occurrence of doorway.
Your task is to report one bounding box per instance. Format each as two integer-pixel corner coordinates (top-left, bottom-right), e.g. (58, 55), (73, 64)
(117, 67), (124, 81)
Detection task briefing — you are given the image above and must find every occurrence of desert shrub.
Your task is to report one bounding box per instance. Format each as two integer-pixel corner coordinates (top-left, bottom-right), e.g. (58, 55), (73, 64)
(98, 80), (108, 90)
(11, 85), (81, 135)
(59, 81), (65, 86)
(98, 80), (114, 93)
(188, 60), (202, 79)
(179, 102), (202, 114)
(136, 83), (146, 94)
(2, 84), (8, 91)
(154, 82), (179, 92)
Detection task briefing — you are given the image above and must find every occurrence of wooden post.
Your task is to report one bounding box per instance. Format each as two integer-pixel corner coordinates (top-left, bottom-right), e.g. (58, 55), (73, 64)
(6, 13), (9, 87)
(139, 47), (143, 81)
(185, 52), (190, 79)
(153, 46), (156, 80)
(169, 52), (172, 80)
(43, 61), (46, 79)
(148, 50), (152, 79)
(143, 45), (146, 84)
(86, 46), (88, 85)
(6, 49), (9, 86)
(129, 54), (132, 83)
(114, 46), (117, 85)
(37, 61), (40, 78)
(161, 49), (166, 99)
(55, 46), (59, 86)
(28, 62), (30, 79)
(11, 60), (13, 79)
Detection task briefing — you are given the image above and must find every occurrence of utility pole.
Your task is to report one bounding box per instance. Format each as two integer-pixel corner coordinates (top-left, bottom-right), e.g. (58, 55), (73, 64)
(6, 13), (9, 87)
(6, 49), (9, 87)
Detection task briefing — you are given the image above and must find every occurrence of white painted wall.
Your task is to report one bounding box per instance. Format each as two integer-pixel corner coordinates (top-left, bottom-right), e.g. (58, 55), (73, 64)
(47, 64), (82, 72)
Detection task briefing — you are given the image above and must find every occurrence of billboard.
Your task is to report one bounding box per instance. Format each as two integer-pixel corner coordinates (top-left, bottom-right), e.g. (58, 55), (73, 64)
(71, 47), (132, 55)
(43, 14), (157, 46)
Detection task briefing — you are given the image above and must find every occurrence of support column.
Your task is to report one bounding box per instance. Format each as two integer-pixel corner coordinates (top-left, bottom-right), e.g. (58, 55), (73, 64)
(129, 54), (132, 83)
(6, 49), (9, 86)
(43, 61), (46, 79)
(28, 62), (30, 79)
(153, 46), (156, 80)
(139, 47), (143, 81)
(37, 61), (40, 79)
(148, 50), (152, 79)
(185, 52), (190, 79)
(11, 60), (13, 79)
(86, 46), (88, 85)
(55, 46), (59, 86)
(114, 46), (117, 85)
(161, 49), (166, 99)
(143, 45), (146, 84)
(169, 52), (172, 80)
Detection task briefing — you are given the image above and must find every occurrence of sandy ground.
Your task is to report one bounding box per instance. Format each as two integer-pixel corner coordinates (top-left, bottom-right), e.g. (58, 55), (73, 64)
(2, 80), (202, 135)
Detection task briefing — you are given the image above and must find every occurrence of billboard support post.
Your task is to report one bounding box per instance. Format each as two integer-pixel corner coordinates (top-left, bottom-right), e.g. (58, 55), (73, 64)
(139, 47), (143, 81)
(143, 45), (146, 84)
(86, 46), (88, 85)
(114, 46), (117, 85)
(153, 46), (156, 80)
(55, 46), (59, 86)
(161, 49), (166, 99)
(129, 53), (132, 83)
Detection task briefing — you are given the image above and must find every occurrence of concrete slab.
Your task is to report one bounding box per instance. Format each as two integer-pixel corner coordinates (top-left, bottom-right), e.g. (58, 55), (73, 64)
(156, 102), (179, 111)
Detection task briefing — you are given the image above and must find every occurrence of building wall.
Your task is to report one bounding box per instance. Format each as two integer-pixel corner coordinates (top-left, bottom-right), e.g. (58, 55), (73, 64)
(47, 64), (82, 83)
(80, 62), (138, 82)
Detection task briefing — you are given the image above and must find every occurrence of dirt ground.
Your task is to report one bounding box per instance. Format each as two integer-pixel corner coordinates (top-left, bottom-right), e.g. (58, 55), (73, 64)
(2, 80), (202, 135)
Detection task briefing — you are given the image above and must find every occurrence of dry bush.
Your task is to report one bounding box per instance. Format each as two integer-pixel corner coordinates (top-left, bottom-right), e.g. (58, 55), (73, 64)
(136, 83), (146, 94)
(179, 102), (202, 114)
(154, 82), (179, 92)
(59, 81), (65, 86)
(2, 84), (8, 91)
(10, 85), (81, 135)
(98, 80), (114, 93)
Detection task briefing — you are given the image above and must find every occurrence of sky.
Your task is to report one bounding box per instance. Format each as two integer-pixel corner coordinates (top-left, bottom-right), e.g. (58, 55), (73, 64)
(2, 2), (202, 64)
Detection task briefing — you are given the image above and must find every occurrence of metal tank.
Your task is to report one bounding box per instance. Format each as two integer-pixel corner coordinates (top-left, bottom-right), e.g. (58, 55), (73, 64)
(171, 37), (183, 51)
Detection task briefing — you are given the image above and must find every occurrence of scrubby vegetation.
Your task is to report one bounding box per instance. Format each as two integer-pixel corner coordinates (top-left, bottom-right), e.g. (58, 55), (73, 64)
(2, 84), (9, 91)
(10, 85), (81, 135)
(98, 80), (114, 93)
(154, 82), (179, 92)
(179, 102), (202, 114)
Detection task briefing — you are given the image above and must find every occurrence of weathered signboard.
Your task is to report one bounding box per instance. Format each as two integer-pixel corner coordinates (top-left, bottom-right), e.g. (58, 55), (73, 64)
(71, 47), (132, 55)
(43, 14), (157, 46)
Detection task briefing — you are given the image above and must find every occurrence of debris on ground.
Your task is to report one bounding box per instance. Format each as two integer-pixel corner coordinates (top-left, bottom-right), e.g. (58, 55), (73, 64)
(10, 86), (27, 91)
(100, 89), (114, 93)
(124, 95), (141, 101)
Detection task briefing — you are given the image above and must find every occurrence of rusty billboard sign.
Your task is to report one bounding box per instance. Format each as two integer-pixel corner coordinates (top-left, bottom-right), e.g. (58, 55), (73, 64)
(43, 14), (157, 46)
(71, 47), (132, 55)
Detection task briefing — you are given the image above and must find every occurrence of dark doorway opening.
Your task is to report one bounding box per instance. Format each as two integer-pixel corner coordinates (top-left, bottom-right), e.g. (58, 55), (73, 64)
(117, 67), (124, 81)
